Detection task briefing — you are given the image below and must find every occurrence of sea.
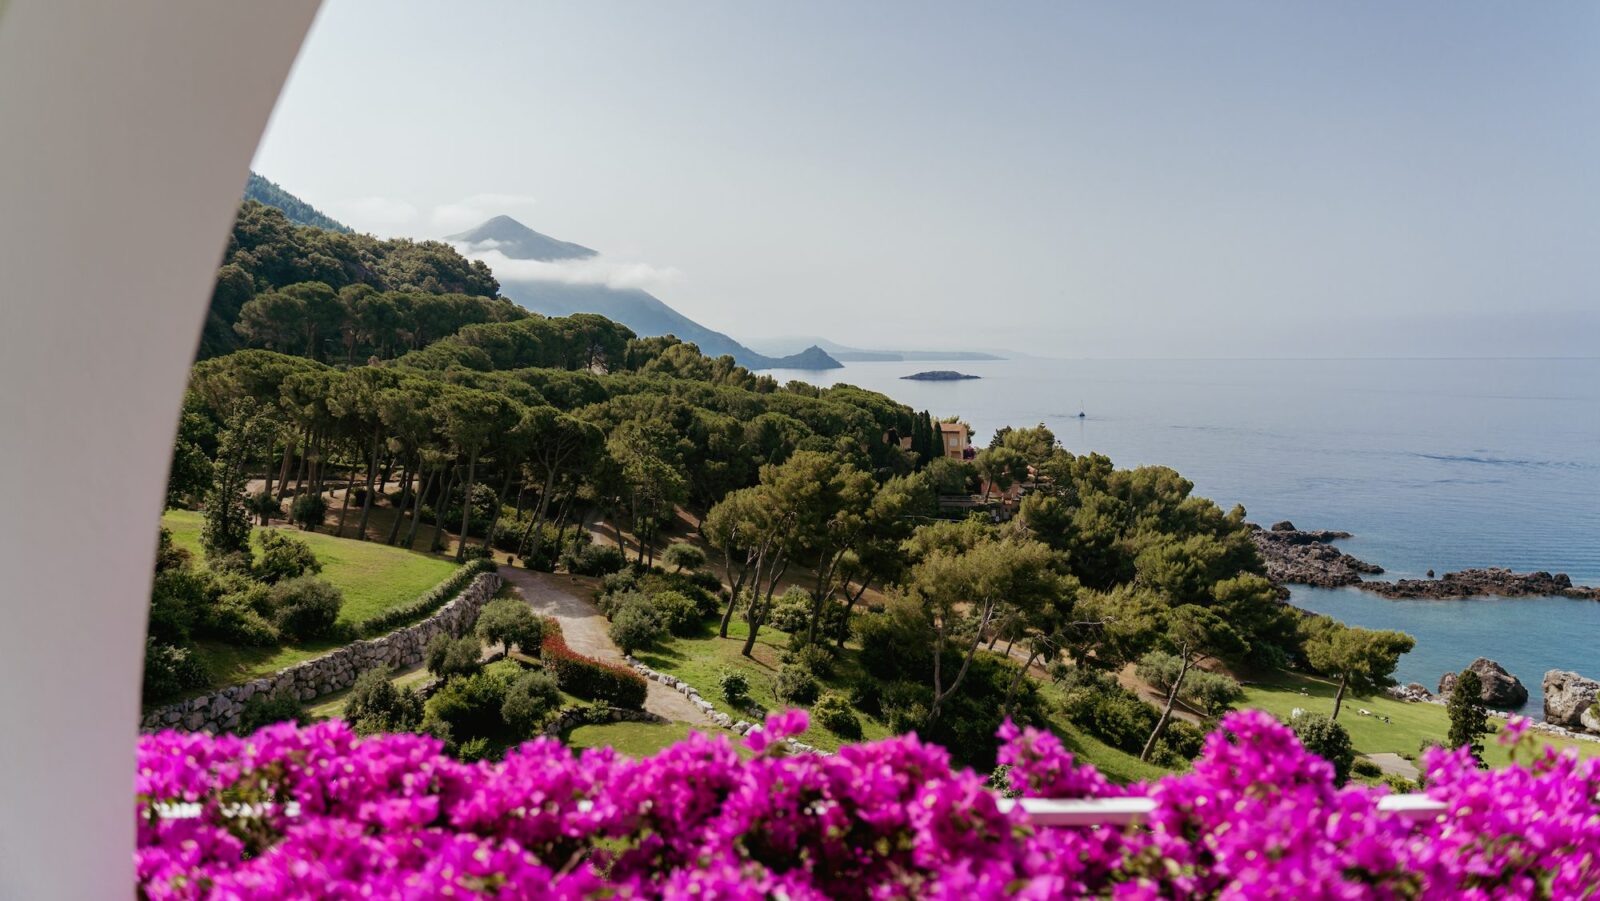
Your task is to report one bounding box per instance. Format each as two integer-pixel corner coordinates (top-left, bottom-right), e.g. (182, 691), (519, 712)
(768, 356), (1600, 715)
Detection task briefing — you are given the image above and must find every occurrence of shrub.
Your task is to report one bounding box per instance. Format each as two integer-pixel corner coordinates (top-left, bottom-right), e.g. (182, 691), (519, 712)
(142, 638), (209, 701)
(767, 586), (812, 634)
(662, 543), (706, 573)
(685, 569), (723, 595)
(563, 544), (626, 577)
(245, 490), (283, 522)
(268, 576), (343, 641)
(599, 570), (640, 597)
(290, 493), (328, 531)
(541, 624), (648, 709)
(425, 634), (484, 682)
(235, 688), (307, 734)
(1134, 651), (1243, 716)
(775, 665), (820, 706)
(500, 669), (562, 736)
(253, 529), (320, 584)
(1291, 713), (1356, 785)
(201, 590), (280, 646)
(461, 543), (494, 561)
(608, 602), (663, 655)
(454, 736), (493, 762)
(344, 667), (424, 735)
(812, 691), (862, 739)
(650, 590), (700, 635)
(783, 642), (836, 680)
(423, 667), (514, 741)
(1151, 720), (1206, 767)
(355, 559), (496, 637)
(1381, 773), (1418, 794)
(476, 597), (545, 658)
(1351, 758), (1383, 780)
(719, 668), (751, 706)
(881, 680), (932, 734)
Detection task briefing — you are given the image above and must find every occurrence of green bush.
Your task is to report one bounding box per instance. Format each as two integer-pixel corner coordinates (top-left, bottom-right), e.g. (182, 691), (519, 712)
(290, 493), (328, 530)
(650, 590), (700, 635)
(201, 589), (280, 646)
(775, 665), (820, 706)
(268, 576), (343, 641)
(476, 597), (545, 658)
(253, 529), (321, 584)
(767, 586), (812, 634)
(719, 668), (751, 706)
(563, 544), (626, 576)
(1134, 651), (1243, 715)
(662, 543), (706, 573)
(812, 691), (862, 739)
(880, 680), (932, 734)
(1352, 758), (1383, 780)
(245, 490), (283, 522)
(344, 667), (424, 734)
(142, 638), (210, 701)
(455, 736), (493, 762)
(1291, 713), (1356, 785)
(1150, 720), (1206, 767)
(608, 602), (663, 655)
(500, 669), (562, 736)
(235, 687), (307, 734)
(783, 642), (836, 680)
(1381, 773), (1418, 794)
(599, 570), (640, 596)
(423, 667), (514, 741)
(355, 559), (496, 637)
(425, 634), (484, 681)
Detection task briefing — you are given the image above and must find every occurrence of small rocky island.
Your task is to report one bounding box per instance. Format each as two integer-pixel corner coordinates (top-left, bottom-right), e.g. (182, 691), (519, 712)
(1249, 521), (1600, 601)
(901, 370), (980, 381)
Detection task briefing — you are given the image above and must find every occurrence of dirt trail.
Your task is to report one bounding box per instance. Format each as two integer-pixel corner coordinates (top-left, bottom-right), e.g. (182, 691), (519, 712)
(496, 566), (708, 725)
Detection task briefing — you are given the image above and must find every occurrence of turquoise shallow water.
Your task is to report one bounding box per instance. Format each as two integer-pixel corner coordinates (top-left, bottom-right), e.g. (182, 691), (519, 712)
(770, 357), (1600, 714)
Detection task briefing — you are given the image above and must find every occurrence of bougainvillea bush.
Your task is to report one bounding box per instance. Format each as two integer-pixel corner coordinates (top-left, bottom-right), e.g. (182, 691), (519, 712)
(135, 710), (1599, 899)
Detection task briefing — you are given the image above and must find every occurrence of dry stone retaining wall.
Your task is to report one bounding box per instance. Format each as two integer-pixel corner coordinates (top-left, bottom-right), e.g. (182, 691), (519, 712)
(141, 571), (502, 734)
(623, 653), (824, 755)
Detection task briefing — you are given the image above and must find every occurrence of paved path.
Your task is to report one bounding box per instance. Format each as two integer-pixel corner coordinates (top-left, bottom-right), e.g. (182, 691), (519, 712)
(1364, 752), (1420, 781)
(496, 566), (707, 725)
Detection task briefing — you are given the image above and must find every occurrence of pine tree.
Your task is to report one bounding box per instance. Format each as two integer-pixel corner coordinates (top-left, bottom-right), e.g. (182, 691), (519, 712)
(202, 400), (268, 562)
(1446, 668), (1489, 766)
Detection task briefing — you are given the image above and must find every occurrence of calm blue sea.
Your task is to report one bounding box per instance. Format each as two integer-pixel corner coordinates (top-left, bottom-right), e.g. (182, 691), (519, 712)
(769, 357), (1600, 714)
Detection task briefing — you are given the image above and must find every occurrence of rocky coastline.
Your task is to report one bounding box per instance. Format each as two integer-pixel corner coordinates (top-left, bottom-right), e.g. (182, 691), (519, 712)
(1249, 521), (1600, 601)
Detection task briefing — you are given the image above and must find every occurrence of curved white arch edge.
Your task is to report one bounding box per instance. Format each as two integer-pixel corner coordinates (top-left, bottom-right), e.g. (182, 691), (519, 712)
(0, 2), (321, 895)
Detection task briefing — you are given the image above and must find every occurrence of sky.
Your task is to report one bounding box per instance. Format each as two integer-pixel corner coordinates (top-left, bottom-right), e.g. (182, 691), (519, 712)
(254, 2), (1600, 358)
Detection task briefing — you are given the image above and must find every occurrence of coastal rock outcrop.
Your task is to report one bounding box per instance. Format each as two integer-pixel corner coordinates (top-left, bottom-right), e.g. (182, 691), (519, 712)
(1543, 670), (1600, 729)
(1249, 525), (1381, 588)
(1438, 658), (1528, 709)
(1365, 568), (1600, 601)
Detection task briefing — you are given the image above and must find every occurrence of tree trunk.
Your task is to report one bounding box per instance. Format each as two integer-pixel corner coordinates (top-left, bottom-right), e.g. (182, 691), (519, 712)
(455, 450), (479, 562)
(1332, 672), (1348, 720)
(290, 429), (309, 499)
(741, 554), (787, 657)
(1003, 647), (1044, 717)
(274, 433), (294, 502)
(926, 600), (998, 727)
(720, 544), (758, 639)
(835, 577), (872, 648)
(404, 467), (434, 550)
(377, 452), (395, 496)
(482, 469), (514, 556)
(356, 424), (382, 539)
(805, 548), (841, 646)
(385, 457), (415, 545)
(1140, 651), (1192, 763)
(335, 450), (359, 536)
(431, 464), (457, 552)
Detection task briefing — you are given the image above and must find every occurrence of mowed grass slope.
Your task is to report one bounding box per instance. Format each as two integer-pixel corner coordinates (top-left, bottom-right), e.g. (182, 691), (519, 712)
(1240, 670), (1600, 768)
(162, 509), (459, 688)
(163, 509), (457, 626)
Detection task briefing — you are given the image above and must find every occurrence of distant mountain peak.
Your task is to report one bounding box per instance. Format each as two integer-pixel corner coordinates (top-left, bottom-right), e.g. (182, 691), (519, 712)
(447, 216), (596, 262)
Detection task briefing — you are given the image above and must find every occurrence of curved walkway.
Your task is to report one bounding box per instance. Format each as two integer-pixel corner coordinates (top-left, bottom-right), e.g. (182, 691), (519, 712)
(496, 566), (708, 725)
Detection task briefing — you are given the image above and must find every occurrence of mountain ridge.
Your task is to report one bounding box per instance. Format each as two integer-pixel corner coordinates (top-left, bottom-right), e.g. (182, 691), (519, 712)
(449, 216), (839, 371)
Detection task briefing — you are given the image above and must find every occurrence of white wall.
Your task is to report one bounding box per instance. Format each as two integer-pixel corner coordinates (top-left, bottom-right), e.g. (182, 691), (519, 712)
(0, 2), (320, 896)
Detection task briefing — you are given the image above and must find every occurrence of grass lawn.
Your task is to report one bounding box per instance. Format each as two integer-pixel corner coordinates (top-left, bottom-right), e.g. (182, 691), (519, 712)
(163, 509), (461, 690)
(1240, 670), (1600, 769)
(636, 617), (895, 753)
(563, 720), (701, 757)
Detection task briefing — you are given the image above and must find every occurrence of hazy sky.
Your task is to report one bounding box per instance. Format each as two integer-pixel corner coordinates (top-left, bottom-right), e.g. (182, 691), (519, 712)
(254, 2), (1599, 358)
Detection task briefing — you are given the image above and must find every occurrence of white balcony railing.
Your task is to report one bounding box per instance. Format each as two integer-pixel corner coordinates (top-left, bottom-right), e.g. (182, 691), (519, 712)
(999, 793), (1447, 827)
